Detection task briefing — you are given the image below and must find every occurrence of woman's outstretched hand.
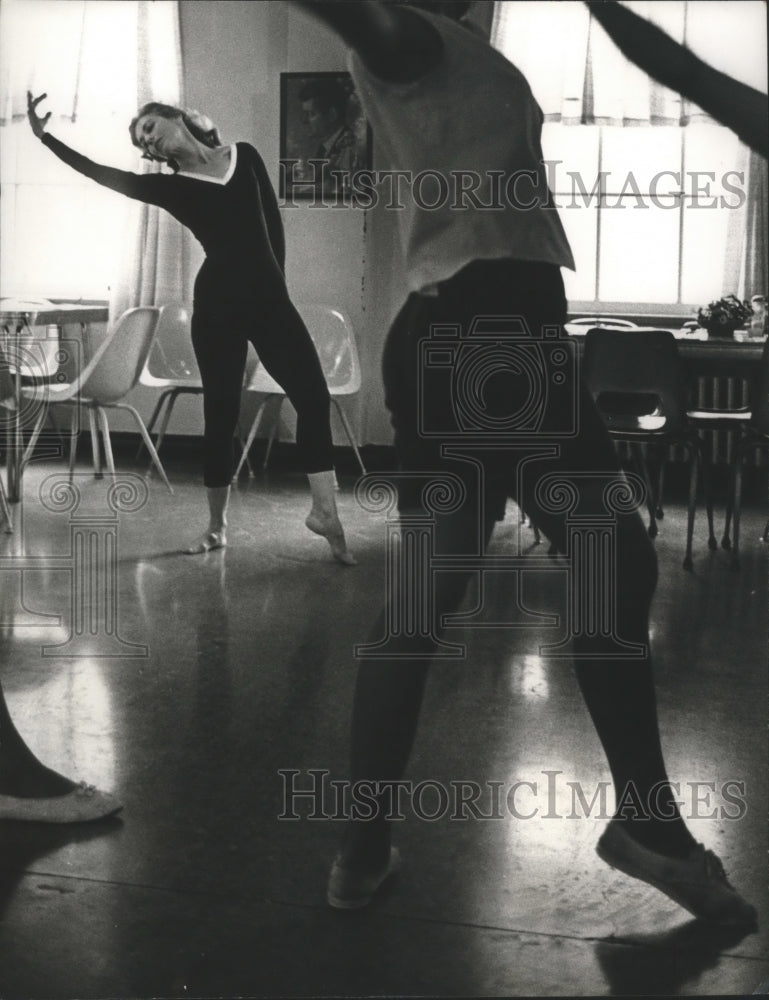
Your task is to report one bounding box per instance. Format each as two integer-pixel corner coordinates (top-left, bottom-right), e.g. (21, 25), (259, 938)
(27, 91), (51, 139)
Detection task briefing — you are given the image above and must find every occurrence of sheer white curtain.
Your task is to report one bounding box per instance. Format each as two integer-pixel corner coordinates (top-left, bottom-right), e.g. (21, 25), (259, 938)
(492, 1), (768, 302)
(0, 0), (185, 310)
(724, 149), (769, 300)
(109, 0), (189, 322)
(491, 1), (767, 124)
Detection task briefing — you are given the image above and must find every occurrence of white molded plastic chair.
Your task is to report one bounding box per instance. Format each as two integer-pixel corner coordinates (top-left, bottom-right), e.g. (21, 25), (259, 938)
(21, 307), (172, 493)
(136, 303), (201, 461)
(233, 304), (365, 479)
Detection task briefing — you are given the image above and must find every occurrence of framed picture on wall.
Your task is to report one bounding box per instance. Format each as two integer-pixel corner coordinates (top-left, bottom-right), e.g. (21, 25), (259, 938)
(280, 71), (372, 203)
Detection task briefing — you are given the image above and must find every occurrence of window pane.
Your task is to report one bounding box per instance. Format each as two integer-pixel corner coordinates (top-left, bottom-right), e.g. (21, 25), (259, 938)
(601, 126), (682, 196)
(683, 123), (742, 198)
(12, 186), (90, 297)
(541, 123), (600, 195)
(680, 196), (737, 305)
(598, 195), (680, 302)
(560, 202), (597, 301)
(686, 1), (767, 93)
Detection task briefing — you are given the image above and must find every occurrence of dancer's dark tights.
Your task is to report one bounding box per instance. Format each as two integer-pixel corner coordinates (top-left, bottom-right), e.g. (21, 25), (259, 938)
(0, 679), (75, 797)
(191, 297), (334, 488)
(344, 451), (697, 870)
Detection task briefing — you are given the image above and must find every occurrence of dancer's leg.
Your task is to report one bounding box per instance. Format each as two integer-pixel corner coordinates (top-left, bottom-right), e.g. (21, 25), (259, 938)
(186, 306), (248, 553)
(249, 299), (354, 564)
(306, 470), (355, 564)
(341, 492), (495, 872)
(184, 485), (229, 554)
(515, 401), (697, 857)
(340, 261), (689, 860)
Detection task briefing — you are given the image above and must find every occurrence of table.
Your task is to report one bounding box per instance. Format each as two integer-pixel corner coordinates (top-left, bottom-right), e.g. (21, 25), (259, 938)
(565, 323), (766, 468)
(676, 338), (765, 380)
(0, 299), (109, 503)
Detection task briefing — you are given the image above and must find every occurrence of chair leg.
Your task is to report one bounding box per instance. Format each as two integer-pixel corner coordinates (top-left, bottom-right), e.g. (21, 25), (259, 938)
(683, 444), (698, 571)
(332, 399), (366, 475)
(262, 399), (283, 470)
(151, 388), (183, 467)
(136, 388), (173, 460)
(19, 404), (49, 470)
(68, 407), (79, 478)
(697, 446), (717, 551)
(87, 407), (102, 478)
(96, 407), (116, 477)
(631, 442), (657, 538)
(232, 399), (270, 482)
(236, 421), (256, 478)
(731, 449), (744, 571)
(0, 473), (12, 533)
(111, 403), (173, 494)
(722, 482), (734, 551)
(654, 445), (665, 519)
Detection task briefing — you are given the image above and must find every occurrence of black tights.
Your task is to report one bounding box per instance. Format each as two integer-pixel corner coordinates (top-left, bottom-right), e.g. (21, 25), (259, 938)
(191, 297), (334, 487)
(344, 260), (695, 866)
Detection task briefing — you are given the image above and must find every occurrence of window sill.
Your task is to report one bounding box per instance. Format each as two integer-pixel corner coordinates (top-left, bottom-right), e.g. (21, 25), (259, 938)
(567, 301), (698, 328)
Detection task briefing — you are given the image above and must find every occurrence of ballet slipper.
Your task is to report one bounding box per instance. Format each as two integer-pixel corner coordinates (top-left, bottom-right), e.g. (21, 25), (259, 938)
(0, 782), (122, 823)
(183, 529), (227, 555)
(305, 513), (356, 566)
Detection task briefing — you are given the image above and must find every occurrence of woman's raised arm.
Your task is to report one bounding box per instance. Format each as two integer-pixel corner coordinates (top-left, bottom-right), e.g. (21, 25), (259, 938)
(27, 90), (52, 138)
(27, 91), (169, 204)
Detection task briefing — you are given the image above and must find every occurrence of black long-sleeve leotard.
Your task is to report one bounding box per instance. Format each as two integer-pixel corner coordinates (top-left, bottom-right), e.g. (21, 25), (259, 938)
(41, 133), (286, 304)
(40, 132), (335, 483)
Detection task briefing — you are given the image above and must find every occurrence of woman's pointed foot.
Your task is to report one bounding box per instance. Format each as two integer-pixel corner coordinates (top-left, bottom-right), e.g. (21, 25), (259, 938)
(305, 513), (356, 565)
(183, 529), (227, 555)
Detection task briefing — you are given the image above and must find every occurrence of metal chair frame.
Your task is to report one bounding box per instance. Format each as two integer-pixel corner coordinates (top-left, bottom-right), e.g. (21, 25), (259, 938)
(583, 328), (716, 570)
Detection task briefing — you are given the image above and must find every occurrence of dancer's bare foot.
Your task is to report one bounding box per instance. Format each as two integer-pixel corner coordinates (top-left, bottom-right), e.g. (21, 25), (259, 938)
(183, 529), (227, 555)
(305, 512), (356, 565)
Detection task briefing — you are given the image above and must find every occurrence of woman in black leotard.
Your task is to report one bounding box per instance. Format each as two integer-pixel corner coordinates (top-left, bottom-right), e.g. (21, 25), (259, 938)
(27, 92), (354, 564)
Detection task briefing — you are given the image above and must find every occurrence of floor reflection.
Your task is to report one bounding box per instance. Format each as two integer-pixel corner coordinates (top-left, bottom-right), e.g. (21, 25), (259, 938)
(595, 920), (759, 995)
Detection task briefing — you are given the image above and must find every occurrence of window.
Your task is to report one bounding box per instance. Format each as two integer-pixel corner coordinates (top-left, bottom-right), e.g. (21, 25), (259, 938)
(492, 1), (767, 315)
(543, 121), (743, 309)
(0, 0), (180, 302)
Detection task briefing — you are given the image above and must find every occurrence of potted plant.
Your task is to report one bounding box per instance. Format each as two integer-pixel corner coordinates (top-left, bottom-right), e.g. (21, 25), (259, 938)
(697, 295), (753, 339)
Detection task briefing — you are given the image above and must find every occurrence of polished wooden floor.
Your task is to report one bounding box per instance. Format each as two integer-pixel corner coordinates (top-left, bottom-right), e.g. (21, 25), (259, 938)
(1, 447), (767, 997)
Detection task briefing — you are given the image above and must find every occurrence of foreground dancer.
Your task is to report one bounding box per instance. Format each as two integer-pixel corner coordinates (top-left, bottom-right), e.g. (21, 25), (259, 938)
(0, 678), (121, 823)
(296, 1), (756, 925)
(27, 93), (354, 564)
